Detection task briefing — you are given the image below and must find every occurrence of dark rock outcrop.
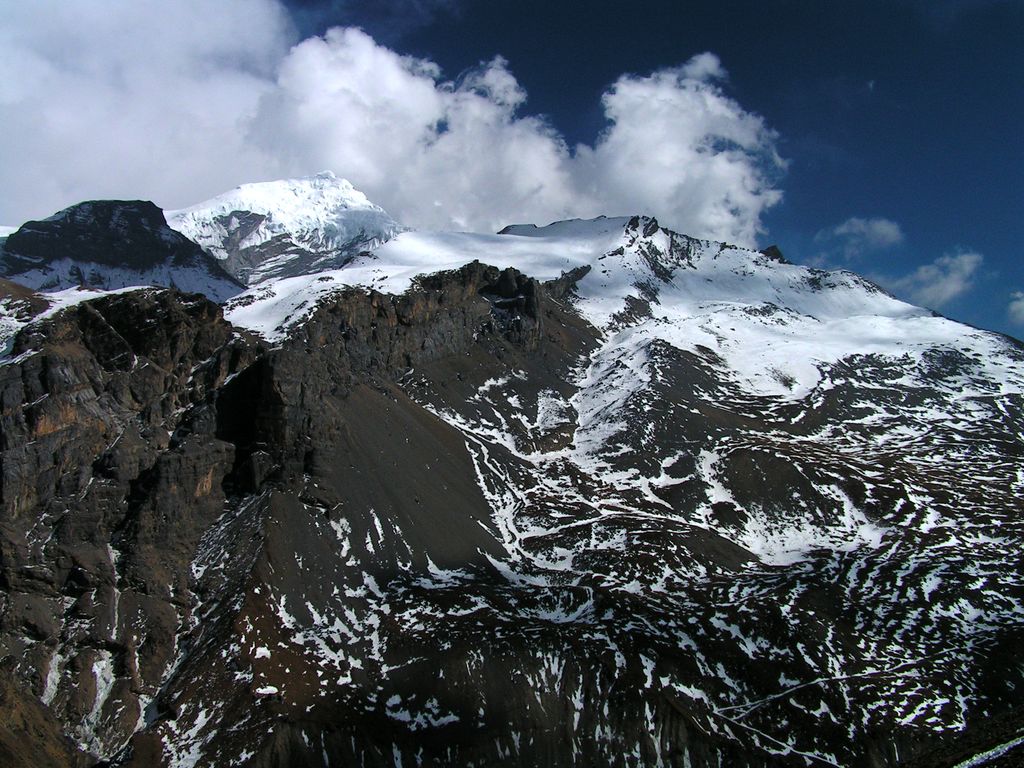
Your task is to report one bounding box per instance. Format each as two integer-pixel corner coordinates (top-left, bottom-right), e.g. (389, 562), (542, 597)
(0, 201), (243, 301)
(759, 244), (789, 264)
(0, 288), (260, 757)
(0, 658), (88, 768)
(0, 264), (595, 765)
(0, 245), (1022, 768)
(5, 202), (190, 271)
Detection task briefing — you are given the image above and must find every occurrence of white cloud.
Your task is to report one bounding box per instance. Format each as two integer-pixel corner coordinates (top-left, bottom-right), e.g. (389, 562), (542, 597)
(252, 30), (783, 241)
(815, 216), (904, 260)
(815, 217), (985, 312)
(1008, 291), (1024, 325)
(0, 4), (784, 245)
(573, 60), (784, 245)
(250, 31), (579, 233)
(883, 251), (984, 308)
(0, 0), (296, 222)
(833, 217), (904, 248)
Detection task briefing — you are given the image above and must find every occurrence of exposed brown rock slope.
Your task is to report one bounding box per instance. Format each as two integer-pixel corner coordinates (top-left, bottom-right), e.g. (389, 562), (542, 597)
(0, 264), (606, 765)
(1, 255), (1022, 767)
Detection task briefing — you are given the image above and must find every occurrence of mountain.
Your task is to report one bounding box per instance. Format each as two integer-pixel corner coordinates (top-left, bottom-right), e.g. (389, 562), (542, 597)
(167, 172), (404, 286)
(1, 209), (1023, 767)
(1, 278), (54, 356)
(0, 201), (243, 303)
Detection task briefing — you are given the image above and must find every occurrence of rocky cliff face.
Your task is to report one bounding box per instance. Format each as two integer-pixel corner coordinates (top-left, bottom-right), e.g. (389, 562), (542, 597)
(1, 211), (1023, 767)
(0, 289), (259, 757)
(0, 201), (243, 302)
(0, 264), (594, 765)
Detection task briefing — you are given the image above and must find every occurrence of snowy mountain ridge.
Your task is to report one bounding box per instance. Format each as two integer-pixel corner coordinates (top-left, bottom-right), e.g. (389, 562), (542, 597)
(226, 212), (1019, 400)
(167, 171), (405, 285)
(2, 184), (1024, 767)
(0, 200), (243, 303)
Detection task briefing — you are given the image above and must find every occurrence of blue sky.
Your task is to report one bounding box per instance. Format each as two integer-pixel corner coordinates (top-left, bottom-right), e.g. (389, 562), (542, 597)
(1, 0), (1021, 336)
(290, 0), (1024, 337)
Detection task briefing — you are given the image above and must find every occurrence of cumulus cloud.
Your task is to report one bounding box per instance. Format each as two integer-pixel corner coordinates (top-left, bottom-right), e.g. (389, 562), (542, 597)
(815, 216), (904, 260)
(882, 251), (984, 308)
(1008, 291), (1024, 326)
(0, 0), (296, 222)
(572, 57), (784, 245)
(0, 3), (784, 245)
(251, 29), (783, 240)
(251, 30), (579, 233)
(817, 215), (985, 311)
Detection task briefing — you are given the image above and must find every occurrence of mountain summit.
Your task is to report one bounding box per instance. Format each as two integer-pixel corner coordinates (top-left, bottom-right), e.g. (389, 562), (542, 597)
(0, 200), (1022, 767)
(167, 172), (404, 286)
(0, 200), (243, 302)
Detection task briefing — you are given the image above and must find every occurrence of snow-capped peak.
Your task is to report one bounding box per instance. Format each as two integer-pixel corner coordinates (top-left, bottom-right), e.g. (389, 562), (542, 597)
(172, 172), (384, 230)
(0, 200), (243, 303)
(167, 173), (405, 286)
(223, 211), (1022, 407)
